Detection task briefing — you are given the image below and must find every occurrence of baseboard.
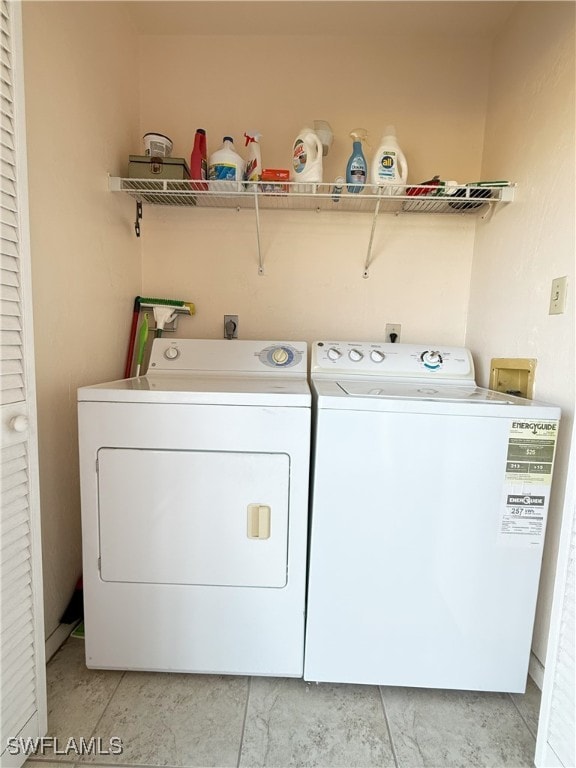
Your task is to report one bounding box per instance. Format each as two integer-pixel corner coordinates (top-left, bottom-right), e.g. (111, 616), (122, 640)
(529, 651), (545, 690)
(45, 622), (77, 662)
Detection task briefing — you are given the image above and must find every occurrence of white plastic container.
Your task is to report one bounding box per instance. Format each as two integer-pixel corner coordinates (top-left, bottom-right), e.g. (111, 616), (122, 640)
(370, 126), (408, 191)
(291, 127), (323, 191)
(244, 132), (262, 183)
(143, 132), (173, 157)
(208, 136), (245, 192)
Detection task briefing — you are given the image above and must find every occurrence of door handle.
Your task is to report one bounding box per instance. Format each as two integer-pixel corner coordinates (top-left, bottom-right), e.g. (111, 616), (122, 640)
(247, 504), (271, 539)
(9, 414), (28, 433)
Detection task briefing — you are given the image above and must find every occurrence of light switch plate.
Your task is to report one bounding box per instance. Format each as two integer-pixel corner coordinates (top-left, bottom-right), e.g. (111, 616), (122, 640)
(549, 276), (567, 315)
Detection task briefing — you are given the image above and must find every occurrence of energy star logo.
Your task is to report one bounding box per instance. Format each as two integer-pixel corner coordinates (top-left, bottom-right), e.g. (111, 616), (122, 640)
(5, 736), (123, 756)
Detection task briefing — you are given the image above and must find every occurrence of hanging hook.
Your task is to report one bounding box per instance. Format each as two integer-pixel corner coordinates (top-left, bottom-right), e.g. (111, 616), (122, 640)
(135, 200), (142, 237)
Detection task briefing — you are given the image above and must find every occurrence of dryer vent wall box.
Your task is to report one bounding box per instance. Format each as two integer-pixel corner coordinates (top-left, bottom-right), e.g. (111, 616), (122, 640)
(304, 341), (561, 693)
(78, 339), (310, 677)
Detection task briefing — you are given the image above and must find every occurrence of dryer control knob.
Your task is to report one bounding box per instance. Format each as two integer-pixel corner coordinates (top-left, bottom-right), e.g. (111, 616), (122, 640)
(271, 347), (289, 365)
(349, 349), (364, 362)
(327, 348), (342, 361)
(370, 350), (385, 363)
(164, 346), (180, 360)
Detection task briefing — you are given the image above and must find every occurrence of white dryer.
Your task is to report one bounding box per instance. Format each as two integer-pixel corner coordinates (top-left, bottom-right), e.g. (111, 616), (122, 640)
(304, 341), (561, 693)
(78, 339), (310, 676)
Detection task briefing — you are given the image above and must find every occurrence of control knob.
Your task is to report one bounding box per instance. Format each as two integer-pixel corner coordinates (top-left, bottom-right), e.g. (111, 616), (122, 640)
(271, 347), (289, 365)
(327, 348), (342, 361)
(164, 346), (180, 360)
(349, 349), (364, 362)
(420, 350), (443, 368)
(370, 350), (385, 363)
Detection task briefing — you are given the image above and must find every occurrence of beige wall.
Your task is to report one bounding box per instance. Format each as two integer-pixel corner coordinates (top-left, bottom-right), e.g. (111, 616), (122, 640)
(138, 33), (493, 343)
(22, 2), (142, 637)
(467, 2), (575, 663)
(21, 1), (574, 672)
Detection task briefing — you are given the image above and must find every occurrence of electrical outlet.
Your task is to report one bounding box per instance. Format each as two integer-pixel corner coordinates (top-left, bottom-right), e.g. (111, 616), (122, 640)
(549, 276), (567, 315)
(224, 314), (238, 339)
(385, 323), (401, 343)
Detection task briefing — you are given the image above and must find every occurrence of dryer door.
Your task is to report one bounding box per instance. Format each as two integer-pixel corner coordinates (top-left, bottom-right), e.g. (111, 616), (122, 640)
(97, 448), (289, 587)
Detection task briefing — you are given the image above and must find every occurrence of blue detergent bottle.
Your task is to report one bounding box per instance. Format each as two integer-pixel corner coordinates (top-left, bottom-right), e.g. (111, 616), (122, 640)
(346, 128), (368, 193)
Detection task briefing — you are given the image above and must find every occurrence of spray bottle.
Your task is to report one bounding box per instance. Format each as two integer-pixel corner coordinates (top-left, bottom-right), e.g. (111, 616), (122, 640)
(244, 132), (262, 183)
(346, 129), (368, 194)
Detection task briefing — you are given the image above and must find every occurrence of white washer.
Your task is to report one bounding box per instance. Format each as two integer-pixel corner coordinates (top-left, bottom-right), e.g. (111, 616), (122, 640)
(78, 339), (310, 676)
(304, 341), (561, 693)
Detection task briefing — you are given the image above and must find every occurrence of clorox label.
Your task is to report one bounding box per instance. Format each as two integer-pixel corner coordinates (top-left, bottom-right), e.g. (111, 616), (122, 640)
(209, 163), (238, 181)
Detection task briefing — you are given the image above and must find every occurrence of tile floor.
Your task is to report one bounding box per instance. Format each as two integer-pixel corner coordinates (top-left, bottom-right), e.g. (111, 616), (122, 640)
(24, 637), (541, 768)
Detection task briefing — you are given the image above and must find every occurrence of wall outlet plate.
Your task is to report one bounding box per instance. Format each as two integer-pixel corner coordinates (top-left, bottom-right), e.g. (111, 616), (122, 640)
(224, 315), (238, 339)
(385, 323), (401, 343)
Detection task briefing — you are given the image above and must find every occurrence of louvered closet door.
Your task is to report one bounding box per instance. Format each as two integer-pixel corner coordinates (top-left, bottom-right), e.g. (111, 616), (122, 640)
(1, 2), (47, 766)
(535, 495), (576, 768)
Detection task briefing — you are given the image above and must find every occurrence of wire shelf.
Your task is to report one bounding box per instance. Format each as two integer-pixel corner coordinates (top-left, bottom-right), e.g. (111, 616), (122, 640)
(109, 176), (515, 278)
(109, 178), (515, 215)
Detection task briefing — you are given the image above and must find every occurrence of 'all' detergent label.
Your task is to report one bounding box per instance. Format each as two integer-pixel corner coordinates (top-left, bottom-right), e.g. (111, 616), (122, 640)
(378, 152), (397, 181)
(293, 140), (307, 174)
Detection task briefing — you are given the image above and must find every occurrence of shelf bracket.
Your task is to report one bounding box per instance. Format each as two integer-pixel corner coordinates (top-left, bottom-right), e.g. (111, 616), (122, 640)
(363, 194), (383, 278)
(254, 188), (264, 275)
(134, 200), (142, 237)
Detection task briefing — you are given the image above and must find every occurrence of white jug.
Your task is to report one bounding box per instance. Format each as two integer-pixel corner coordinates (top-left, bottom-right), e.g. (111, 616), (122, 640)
(291, 127), (323, 191)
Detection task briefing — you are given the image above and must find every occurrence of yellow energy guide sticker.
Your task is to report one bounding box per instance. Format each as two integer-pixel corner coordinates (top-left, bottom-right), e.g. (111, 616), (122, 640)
(499, 419), (559, 545)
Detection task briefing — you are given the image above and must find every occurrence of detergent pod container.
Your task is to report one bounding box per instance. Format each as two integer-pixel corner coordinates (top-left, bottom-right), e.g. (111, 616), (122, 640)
(291, 127), (323, 192)
(346, 128), (368, 194)
(208, 136), (245, 192)
(244, 131), (262, 184)
(370, 125), (408, 194)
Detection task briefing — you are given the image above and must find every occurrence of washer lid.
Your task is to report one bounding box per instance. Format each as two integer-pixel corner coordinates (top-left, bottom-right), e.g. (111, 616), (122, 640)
(312, 377), (560, 418)
(337, 380), (516, 403)
(78, 373), (311, 406)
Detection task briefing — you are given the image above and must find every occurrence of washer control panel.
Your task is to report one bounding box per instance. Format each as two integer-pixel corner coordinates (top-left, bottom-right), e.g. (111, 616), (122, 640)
(312, 341), (474, 381)
(148, 339), (307, 374)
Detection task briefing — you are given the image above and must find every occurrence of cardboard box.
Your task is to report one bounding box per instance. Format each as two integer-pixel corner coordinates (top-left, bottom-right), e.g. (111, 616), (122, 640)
(260, 168), (290, 193)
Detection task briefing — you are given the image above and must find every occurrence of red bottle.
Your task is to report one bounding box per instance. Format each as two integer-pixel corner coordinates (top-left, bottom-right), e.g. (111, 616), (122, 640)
(190, 128), (207, 190)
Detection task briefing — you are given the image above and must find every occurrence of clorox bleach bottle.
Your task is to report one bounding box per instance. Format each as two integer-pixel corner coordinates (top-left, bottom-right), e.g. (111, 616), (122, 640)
(291, 127), (323, 191)
(208, 136), (245, 192)
(370, 125), (408, 192)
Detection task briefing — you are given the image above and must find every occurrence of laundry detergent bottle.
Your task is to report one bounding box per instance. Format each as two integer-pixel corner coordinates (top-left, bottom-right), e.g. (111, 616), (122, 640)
(208, 136), (245, 192)
(370, 125), (408, 192)
(291, 127), (323, 191)
(190, 128), (208, 191)
(346, 128), (368, 193)
(244, 131), (262, 184)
